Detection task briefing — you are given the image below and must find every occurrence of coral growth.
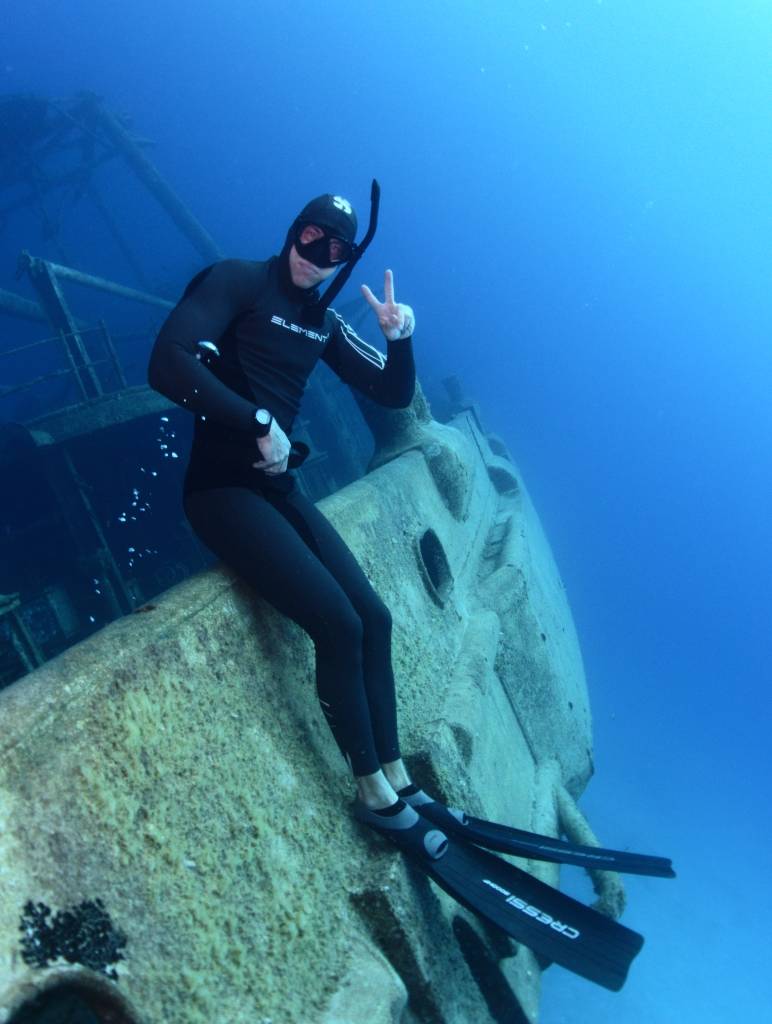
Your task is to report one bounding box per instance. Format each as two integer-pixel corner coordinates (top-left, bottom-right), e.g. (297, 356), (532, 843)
(19, 898), (127, 980)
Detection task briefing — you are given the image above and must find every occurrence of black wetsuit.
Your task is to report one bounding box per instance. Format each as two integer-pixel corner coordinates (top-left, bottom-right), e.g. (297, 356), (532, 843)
(148, 256), (415, 776)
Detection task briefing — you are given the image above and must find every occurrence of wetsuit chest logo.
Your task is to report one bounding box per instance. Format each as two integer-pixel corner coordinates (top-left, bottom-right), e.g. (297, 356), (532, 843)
(270, 315), (329, 344)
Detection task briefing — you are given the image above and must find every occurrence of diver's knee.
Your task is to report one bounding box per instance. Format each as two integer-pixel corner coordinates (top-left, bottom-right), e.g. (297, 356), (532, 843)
(319, 599), (364, 649)
(364, 597), (392, 637)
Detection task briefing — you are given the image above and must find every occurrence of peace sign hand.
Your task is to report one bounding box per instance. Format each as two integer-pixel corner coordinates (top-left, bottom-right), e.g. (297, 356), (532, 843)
(361, 269), (416, 341)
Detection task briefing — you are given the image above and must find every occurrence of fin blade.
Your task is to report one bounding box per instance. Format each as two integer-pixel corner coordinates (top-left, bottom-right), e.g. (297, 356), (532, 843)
(414, 800), (675, 878)
(464, 815), (676, 878)
(423, 841), (644, 991)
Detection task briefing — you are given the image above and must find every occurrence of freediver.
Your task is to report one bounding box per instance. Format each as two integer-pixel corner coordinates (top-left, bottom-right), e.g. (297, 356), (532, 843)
(148, 185), (429, 827)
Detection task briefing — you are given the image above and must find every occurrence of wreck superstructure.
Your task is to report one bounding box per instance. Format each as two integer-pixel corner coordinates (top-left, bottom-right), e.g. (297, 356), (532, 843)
(0, 92), (372, 690)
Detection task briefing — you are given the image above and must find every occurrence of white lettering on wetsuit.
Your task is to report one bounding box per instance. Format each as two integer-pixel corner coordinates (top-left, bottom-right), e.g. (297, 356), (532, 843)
(270, 315), (330, 344)
(482, 879), (581, 940)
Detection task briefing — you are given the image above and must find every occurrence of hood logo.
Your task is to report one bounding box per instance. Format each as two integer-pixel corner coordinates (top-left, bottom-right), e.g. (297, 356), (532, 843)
(332, 196), (353, 216)
(271, 315), (329, 344)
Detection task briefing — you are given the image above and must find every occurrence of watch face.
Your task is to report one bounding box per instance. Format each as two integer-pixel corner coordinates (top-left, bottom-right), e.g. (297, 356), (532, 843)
(257, 409), (271, 426)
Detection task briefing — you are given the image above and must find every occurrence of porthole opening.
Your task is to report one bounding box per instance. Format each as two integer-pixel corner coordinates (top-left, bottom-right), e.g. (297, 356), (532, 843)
(7, 979), (139, 1024)
(416, 529), (453, 606)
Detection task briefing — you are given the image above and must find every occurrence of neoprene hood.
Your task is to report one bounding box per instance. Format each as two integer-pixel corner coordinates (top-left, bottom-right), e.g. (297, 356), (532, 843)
(282, 179), (381, 325)
(295, 194), (359, 245)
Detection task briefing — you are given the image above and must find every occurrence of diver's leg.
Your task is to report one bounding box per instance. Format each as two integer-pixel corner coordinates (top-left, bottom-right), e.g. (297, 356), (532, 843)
(276, 488), (404, 769)
(183, 486), (384, 780)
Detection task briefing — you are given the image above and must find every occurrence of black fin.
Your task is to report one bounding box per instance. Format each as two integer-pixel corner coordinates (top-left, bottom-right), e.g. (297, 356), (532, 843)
(412, 798), (675, 878)
(462, 814), (676, 878)
(356, 804), (644, 992)
(426, 840), (644, 991)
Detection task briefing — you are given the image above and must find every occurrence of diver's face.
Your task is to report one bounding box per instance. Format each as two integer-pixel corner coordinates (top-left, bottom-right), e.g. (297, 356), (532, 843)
(289, 224), (338, 288)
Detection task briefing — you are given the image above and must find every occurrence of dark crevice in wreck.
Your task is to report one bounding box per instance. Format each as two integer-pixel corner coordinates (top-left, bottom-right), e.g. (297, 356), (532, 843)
(451, 916), (531, 1024)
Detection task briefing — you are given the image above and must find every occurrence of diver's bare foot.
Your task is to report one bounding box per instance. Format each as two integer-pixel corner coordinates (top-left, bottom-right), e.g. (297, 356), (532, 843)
(381, 758), (412, 793)
(356, 769), (399, 810)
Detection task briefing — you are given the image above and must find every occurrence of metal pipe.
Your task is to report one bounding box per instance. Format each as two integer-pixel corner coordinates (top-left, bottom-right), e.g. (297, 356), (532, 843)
(82, 94), (224, 264)
(0, 154), (117, 221)
(87, 182), (151, 289)
(33, 259), (174, 311)
(0, 366), (76, 401)
(0, 288), (48, 323)
(0, 326), (104, 359)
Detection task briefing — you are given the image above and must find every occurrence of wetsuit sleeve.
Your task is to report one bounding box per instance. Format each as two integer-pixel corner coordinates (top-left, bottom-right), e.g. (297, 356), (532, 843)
(322, 312), (415, 408)
(147, 260), (261, 432)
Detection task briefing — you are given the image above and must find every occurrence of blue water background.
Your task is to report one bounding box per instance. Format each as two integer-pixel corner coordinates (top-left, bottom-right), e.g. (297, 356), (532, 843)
(4, 1), (771, 1019)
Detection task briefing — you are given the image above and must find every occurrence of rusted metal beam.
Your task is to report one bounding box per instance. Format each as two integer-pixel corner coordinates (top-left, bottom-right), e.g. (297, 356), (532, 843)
(0, 154), (116, 221)
(81, 93), (224, 264)
(19, 254), (174, 310)
(0, 287), (47, 323)
(87, 182), (151, 289)
(0, 287), (91, 332)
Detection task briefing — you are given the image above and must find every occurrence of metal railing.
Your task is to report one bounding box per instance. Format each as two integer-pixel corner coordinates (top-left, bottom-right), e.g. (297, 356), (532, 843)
(0, 324), (149, 409)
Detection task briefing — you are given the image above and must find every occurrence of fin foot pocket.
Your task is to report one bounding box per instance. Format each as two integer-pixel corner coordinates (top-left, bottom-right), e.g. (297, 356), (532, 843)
(353, 799), (448, 861)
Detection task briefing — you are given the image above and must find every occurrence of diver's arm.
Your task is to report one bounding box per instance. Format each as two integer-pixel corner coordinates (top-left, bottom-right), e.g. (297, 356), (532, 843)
(322, 313), (415, 408)
(322, 268), (416, 407)
(147, 260), (262, 432)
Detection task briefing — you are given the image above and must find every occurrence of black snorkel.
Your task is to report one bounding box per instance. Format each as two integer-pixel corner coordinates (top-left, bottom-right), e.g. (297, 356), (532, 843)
(303, 178), (381, 326)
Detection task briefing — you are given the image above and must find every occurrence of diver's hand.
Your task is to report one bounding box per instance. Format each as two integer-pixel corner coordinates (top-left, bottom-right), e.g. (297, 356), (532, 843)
(253, 418), (291, 475)
(361, 269), (415, 341)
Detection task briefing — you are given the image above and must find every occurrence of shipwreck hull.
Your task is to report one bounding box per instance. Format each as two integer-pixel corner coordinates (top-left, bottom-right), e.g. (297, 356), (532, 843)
(0, 405), (611, 1024)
